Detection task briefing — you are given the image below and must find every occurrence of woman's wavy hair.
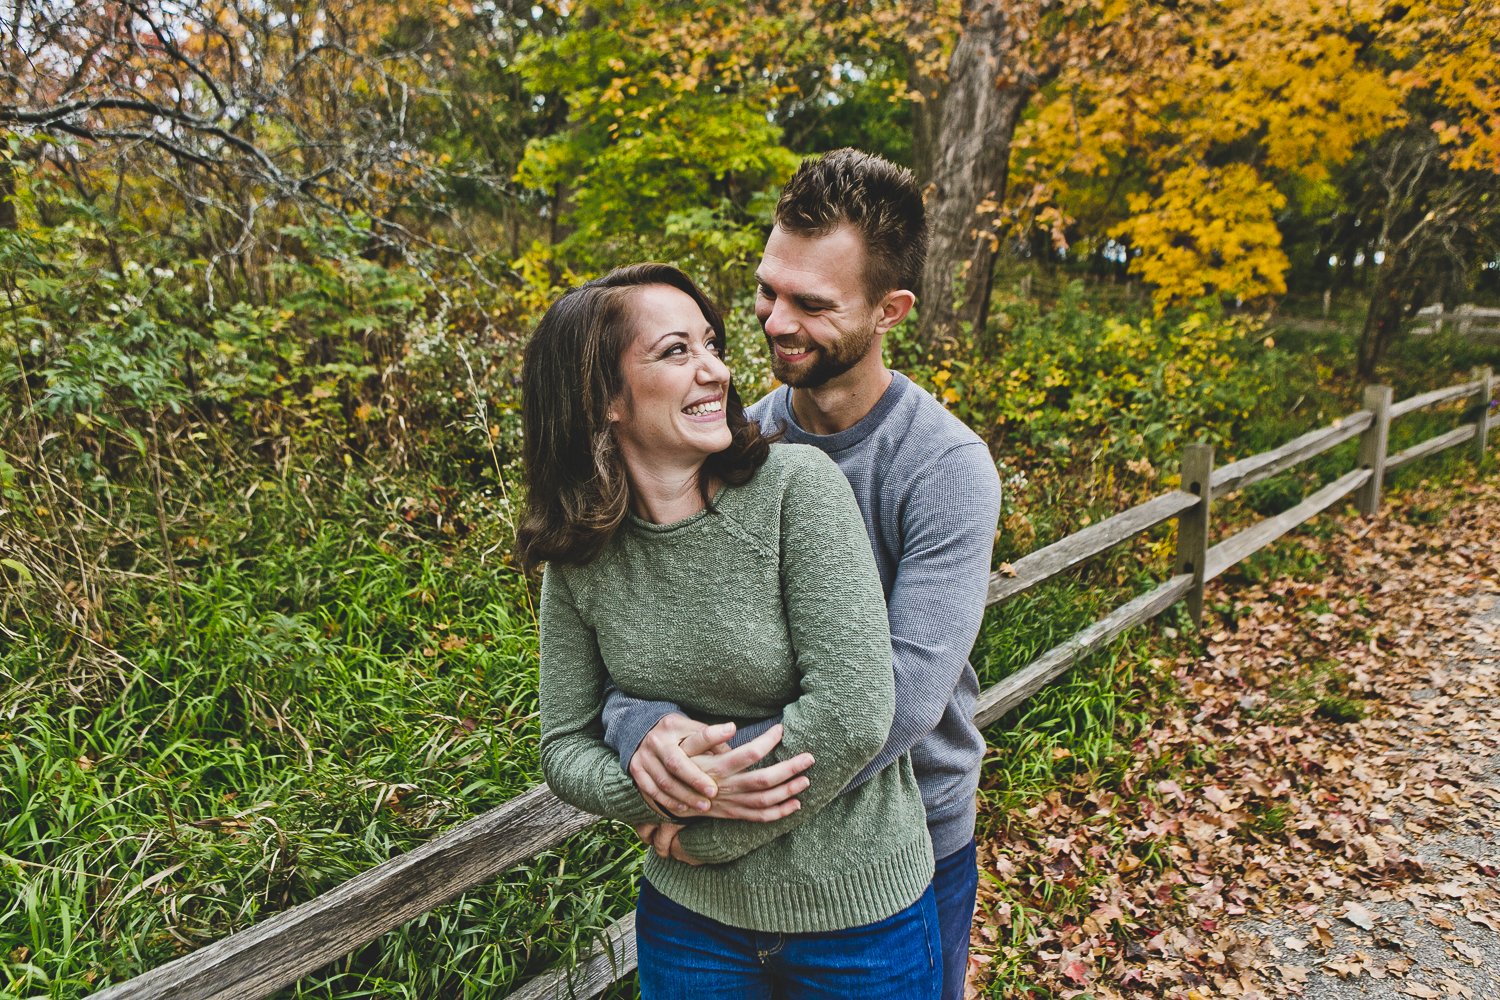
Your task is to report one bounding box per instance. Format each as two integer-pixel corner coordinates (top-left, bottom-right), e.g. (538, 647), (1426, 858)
(517, 263), (771, 568)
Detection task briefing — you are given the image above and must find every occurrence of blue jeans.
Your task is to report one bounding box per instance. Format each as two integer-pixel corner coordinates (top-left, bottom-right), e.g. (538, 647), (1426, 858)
(933, 839), (979, 1000)
(635, 879), (940, 999)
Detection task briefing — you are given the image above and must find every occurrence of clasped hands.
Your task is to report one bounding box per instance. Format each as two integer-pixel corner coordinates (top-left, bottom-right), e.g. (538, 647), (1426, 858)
(631, 714), (814, 866)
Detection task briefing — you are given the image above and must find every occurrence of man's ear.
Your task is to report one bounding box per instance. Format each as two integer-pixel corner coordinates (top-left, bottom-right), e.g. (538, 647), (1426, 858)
(874, 290), (916, 334)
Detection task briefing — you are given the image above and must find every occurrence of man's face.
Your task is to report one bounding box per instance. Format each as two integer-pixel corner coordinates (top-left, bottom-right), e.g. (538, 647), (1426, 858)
(753, 223), (884, 389)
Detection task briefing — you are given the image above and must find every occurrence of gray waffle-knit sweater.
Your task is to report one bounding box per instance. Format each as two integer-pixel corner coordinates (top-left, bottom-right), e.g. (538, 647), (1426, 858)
(603, 372), (1001, 860)
(539, 443), (933, 933)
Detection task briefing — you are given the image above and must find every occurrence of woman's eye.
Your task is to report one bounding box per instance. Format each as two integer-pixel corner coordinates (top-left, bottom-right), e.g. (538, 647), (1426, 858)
(709, 339), (725, 355)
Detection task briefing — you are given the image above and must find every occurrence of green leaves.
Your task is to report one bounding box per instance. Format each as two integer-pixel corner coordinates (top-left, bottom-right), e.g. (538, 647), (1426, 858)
(513, 0), (870, 276)
(0, 558), (33, 584)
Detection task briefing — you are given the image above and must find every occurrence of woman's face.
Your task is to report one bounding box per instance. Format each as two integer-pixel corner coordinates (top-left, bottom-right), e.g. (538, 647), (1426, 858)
(609, 284), (734, 474)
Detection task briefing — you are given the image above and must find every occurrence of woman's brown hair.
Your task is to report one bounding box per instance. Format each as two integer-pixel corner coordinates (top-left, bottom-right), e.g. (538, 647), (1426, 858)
(517, 263), (770, 568)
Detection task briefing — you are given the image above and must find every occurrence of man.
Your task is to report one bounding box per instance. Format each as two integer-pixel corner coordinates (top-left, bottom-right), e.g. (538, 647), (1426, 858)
(601, 148), (1001, 999)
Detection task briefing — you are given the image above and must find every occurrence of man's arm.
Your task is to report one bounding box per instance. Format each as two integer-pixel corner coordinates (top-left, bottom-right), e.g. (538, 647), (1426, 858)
(599, 686), (682, 770)
(841, 441), (1001, 791)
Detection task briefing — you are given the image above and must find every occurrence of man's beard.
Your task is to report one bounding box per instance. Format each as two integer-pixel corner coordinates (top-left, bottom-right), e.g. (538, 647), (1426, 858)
(766, 325), (876, 388)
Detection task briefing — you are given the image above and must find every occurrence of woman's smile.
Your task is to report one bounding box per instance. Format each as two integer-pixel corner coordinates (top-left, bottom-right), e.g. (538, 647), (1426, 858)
(682, 395), (725, 419)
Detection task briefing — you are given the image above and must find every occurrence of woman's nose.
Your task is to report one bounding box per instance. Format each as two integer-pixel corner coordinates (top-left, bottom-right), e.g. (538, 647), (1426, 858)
(697, 350), (731, 383)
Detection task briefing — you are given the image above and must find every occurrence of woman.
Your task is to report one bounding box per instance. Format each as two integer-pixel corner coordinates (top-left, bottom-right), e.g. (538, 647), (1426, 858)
(519, 263), (937, 998)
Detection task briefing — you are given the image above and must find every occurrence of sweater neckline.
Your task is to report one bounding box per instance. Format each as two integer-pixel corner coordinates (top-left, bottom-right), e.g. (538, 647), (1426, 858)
(626, 480), (732, 534)
(773, 371), (912, 452)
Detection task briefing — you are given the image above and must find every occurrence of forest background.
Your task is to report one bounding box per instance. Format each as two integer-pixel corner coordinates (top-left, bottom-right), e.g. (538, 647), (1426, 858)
(2, 1), (1499, 997)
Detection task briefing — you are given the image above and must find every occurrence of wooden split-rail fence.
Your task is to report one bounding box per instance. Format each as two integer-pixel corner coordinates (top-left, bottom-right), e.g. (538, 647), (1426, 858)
(1411, 302), (1500, 339)
(93, 368), (1497, 1000)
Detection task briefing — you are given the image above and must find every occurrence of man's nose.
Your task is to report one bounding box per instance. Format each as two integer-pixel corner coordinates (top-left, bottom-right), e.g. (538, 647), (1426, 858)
(762, 298), (797, 337)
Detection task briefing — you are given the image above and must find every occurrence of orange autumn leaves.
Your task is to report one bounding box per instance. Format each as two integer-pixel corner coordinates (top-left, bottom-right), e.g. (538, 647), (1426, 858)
(968, 475), (1500, 997)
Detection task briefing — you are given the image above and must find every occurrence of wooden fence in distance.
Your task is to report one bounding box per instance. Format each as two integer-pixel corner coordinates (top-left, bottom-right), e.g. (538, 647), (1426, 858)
(1411, 302), (1500, 339)
(92, 369), (1496, 1000)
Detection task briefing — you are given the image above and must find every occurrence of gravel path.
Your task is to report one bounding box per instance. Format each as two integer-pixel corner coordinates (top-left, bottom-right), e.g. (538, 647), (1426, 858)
(1243, 592), (1500, 998)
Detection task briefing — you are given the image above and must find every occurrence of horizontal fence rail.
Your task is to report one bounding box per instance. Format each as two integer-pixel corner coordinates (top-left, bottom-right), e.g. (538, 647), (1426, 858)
(1389, 379), (1483, 420)
(91, 368), (1497, 1000)
(93, 786), (596, 1000)
(1386, 423), (1477, 473)
(972, 573), (1195, 729)
(1412, 302), (1500, 338)
(1204, 468), (1372, 583)
(1209, 411), (1372, 497)
(985, 490), (1198, 605)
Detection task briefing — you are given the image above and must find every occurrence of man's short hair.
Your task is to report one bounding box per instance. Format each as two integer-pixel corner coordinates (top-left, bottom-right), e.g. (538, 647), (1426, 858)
(774, 148), (927, 302)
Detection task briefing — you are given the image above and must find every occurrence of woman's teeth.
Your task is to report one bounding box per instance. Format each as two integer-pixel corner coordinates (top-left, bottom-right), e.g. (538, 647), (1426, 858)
(684, 400), (723, 416)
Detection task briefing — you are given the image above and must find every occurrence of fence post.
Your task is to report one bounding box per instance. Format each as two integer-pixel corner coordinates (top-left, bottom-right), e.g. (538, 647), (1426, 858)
(1356, 385), (1393, 515)
(1476, 366), (1493, 467)
(1456, 303), (1475, 337)
(1175, 443), (1213, 626)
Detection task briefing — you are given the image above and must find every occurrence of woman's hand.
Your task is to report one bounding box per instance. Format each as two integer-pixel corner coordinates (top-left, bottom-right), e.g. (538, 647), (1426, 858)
(634, 822), (702, 865)
(630, 719), (814, 820)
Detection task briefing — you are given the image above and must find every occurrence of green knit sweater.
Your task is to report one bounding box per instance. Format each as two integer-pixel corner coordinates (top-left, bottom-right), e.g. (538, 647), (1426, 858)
(538, 443), (933, 933)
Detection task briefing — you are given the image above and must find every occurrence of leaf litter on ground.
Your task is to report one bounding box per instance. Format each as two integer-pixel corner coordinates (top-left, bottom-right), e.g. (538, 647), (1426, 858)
(968, 473), (1500, 999)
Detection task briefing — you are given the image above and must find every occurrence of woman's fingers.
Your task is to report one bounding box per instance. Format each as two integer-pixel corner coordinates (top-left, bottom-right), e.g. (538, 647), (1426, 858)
(699, 750), (815, 821)
(677, 720), (737, 757)
(694, 724), (785, 780)
(703, 792), (804, 822)
(716, 751), (814, 792)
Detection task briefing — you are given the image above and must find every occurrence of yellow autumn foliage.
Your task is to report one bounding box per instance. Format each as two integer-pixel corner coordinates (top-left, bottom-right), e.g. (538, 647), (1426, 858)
(1007, 0), (1494, 311)
(1112, 164), (1288, 310)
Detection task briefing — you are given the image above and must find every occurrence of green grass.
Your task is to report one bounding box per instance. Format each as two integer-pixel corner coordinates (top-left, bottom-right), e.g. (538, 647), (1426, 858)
(0, 471), (641, 999)
(2, 295), (1495, 999)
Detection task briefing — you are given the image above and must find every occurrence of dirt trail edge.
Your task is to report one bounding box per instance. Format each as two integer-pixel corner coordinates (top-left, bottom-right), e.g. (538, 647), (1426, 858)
(969, 475), (1500, 999)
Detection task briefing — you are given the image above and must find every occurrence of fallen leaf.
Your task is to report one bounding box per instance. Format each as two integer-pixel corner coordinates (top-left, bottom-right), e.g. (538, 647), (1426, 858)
(1342, 900), (1378, 930)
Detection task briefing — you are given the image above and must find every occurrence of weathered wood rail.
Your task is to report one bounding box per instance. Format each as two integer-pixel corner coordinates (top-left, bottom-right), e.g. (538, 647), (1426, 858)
(91, 369), (1496, 1000)
(1411, 302), (1500, 338)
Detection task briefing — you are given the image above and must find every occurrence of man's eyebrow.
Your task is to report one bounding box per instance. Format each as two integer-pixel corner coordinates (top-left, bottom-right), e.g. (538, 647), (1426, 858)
(755, 275), (836, 310)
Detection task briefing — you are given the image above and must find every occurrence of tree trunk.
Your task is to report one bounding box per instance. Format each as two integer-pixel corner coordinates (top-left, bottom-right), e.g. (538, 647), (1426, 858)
(0, 157), (15, 231)
(1357, 261), (1409, 379)
(0, 68), (15, 231)
(907, 2), (948, 187)
(917, 2), (1036, 350)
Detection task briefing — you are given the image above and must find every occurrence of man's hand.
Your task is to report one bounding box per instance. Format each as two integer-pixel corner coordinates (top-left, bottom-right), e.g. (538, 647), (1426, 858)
(630, 716), (814, 821)
(628, 713), (729, 814)
(633, 822), (702, 866)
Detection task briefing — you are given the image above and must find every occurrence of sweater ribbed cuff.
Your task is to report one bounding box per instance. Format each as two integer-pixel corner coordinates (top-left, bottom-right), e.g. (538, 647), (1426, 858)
(599, 770), (665, 827)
